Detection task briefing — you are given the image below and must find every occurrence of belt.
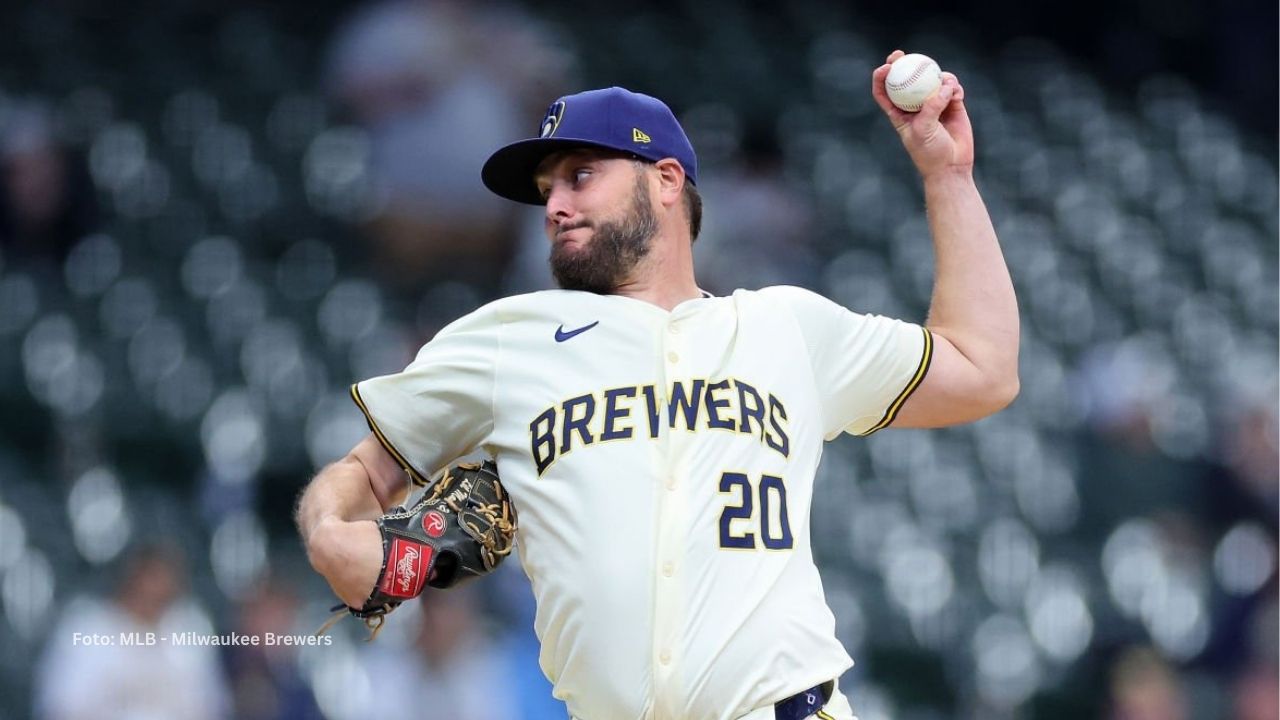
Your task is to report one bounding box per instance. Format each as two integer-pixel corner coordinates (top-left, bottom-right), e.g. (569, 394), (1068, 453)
(774, 680), (834, 720)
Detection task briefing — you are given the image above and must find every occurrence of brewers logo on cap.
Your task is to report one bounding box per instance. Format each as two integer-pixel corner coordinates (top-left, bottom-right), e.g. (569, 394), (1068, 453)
(540, 101), (566, 138)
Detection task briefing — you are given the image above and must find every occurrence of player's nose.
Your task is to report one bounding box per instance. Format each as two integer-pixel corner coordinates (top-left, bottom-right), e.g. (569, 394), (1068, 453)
(544, 185), (574, 225)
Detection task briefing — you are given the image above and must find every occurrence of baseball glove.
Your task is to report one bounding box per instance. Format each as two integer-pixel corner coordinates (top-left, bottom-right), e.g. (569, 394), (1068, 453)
(319, 459), (516, 638)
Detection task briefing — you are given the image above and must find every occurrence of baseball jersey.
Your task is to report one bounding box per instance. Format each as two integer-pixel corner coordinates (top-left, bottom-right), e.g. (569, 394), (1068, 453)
(352, 286), (931, 720)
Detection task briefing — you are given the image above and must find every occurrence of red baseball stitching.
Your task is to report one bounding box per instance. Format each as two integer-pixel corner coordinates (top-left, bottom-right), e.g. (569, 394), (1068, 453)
(886, 59), (936, 91)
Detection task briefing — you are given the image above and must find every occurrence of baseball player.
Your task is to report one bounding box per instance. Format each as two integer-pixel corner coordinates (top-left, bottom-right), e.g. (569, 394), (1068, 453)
(297, 49), (1019, 720)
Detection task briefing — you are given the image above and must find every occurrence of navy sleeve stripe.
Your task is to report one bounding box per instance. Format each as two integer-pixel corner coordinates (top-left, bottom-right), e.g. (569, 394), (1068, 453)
(859, 326), (933, 436)
(349, 384), (431, 486)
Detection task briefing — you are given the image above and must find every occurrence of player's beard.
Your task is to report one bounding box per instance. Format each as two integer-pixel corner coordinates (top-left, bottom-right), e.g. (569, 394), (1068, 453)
(550, 175), (658, 294)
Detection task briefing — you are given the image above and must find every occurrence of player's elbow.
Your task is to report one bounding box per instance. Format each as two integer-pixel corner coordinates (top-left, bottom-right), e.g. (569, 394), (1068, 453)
(972, 339), (1020, 417)
(984, 371), (1020, 415)
(950, 346), (1020, 420)
(301, 515), (341, 578)
(999, 373), (1021, 408)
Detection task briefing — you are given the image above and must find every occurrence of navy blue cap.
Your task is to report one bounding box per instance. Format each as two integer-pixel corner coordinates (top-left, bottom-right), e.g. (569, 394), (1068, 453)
(481, 86), (698, 205)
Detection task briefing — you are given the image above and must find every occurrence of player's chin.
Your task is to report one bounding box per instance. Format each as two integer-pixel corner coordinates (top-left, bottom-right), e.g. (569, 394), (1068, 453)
(553, 235), (592, 256)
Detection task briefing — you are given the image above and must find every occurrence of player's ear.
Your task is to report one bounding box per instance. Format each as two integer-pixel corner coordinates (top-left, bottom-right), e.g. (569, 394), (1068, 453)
(653, 158), (686, 210)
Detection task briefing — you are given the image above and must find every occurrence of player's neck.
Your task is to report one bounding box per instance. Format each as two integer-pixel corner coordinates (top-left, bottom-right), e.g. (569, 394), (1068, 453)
(611, 279), (702, 311)
(611, 229), (700, 311)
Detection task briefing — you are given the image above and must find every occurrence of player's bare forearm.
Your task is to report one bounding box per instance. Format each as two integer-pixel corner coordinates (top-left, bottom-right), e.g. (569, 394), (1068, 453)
(924, 169), (1019, 376)
(296, 435), (409, 607)
(913, 169), (1020, 419)
(888, 169), (1019, 428)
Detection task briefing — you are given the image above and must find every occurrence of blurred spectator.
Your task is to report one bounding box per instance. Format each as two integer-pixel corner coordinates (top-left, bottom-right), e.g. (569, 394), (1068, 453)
(356, 585), (521, 718)
(1222, 403), (1279, 515)
(0, 101), (97, 264)
(1107, 647), (1189, 720)
(1072, 337), (1203, 527)
(225, 579), (323, 720)
(693, 136), (819, 295)
(325, 0), (574, 298)
(33, 541), (230, 720)
(1233, 661), (1280, 720)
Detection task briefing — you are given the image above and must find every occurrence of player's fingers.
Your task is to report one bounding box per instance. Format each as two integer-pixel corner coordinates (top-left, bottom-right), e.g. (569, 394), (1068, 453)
(870, 68), (911, 125)
(884, 49), (905, 64)
(871, 63), (893, 98)
(917, 82), (956, 124)
(938, 76), (964, 103)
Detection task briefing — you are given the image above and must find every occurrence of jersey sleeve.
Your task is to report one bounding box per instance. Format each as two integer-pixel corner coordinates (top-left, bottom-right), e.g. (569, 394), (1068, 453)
(766, 286), (932, 439)
(350, 306), (498, 483)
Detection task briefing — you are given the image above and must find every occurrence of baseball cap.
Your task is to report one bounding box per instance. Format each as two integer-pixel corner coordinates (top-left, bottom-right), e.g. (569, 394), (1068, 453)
(481, 86), (698, 205)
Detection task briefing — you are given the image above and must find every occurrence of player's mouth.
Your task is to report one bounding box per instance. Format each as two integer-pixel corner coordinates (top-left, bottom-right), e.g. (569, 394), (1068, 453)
(555, 225), (591, 244)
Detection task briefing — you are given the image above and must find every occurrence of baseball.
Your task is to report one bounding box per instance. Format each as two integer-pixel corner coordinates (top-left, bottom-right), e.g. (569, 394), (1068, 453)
(885, 53), (942, 112)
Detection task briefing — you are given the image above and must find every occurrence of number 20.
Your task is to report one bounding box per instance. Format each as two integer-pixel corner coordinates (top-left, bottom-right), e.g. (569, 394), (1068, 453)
(718, 472), (793, 550)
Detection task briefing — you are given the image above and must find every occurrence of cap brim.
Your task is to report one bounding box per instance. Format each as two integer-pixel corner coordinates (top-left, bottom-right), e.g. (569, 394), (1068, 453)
(481, 137), (623, 205)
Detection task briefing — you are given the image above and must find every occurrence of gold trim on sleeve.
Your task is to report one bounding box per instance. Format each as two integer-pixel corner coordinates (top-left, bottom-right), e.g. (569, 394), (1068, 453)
(349, 384), (430, 486)
(859, 326), (933, 436)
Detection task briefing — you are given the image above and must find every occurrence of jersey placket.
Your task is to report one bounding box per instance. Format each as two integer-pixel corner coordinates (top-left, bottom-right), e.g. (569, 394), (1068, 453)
(651, 310), (690, 720)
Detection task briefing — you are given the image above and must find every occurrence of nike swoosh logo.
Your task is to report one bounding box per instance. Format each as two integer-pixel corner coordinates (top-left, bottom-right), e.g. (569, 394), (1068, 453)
(555, 321), (599, 342)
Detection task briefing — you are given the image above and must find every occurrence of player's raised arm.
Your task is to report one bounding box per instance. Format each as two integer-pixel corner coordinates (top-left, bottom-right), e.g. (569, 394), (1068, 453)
(296, 434), (409, 608)
(870, 49), (1020, 427)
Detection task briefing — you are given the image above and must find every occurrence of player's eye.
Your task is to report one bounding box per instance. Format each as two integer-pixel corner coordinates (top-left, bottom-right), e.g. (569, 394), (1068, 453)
(573, 168), (591, 184)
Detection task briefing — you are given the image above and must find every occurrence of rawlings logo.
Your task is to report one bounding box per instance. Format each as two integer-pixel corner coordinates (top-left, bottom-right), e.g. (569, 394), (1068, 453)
(423, 511), (447, 538)
(380, 538), (432, 599)
(395, 548), (418, 593)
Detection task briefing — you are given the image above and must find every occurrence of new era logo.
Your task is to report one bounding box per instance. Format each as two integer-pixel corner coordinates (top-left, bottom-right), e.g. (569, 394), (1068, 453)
(632, 128), (651, 143)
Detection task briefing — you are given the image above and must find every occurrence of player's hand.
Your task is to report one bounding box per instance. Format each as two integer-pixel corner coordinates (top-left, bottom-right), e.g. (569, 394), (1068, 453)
(871, 49), (974, 179)
(307, 517), (385, 608)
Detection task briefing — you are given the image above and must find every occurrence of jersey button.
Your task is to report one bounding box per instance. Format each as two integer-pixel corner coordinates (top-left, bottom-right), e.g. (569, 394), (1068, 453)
(668, 324), (680, 334)
(665, 476), (677, 491)
(661, 562), (674, 577)
(666, 351), (679, 363)
(659, 650), (671, 665)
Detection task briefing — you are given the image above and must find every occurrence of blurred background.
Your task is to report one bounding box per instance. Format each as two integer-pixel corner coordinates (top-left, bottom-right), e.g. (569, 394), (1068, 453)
(0, 0), (1275, 718)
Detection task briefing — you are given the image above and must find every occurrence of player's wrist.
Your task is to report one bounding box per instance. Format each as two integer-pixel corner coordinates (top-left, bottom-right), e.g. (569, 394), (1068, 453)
(328, 519), (385, 606)
(920, 164), (974, 187)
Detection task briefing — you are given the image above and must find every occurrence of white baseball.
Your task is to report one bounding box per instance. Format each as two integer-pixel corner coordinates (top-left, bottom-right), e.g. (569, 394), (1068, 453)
(885, 53), (942, 112)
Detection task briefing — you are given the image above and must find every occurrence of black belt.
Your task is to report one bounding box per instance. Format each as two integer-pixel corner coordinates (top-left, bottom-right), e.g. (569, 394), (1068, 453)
(774, 680), (834, 720)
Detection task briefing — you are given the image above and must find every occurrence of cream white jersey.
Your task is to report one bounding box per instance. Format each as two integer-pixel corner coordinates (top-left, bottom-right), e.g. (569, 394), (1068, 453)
(352, 286), (931, 720)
